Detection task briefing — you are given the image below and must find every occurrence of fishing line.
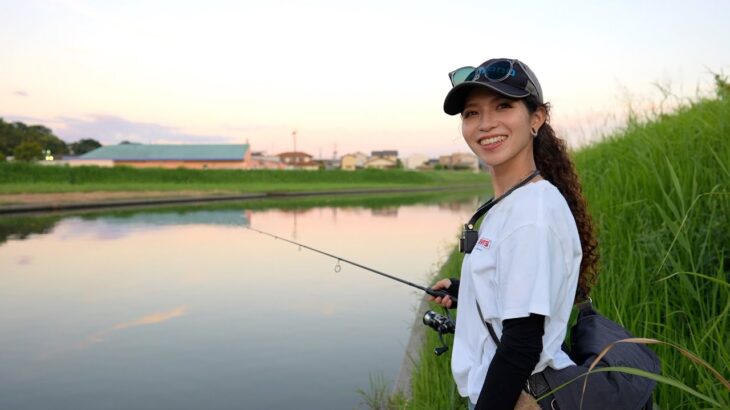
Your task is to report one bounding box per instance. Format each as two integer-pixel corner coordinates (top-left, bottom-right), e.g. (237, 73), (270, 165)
(244, 226), (456, 302)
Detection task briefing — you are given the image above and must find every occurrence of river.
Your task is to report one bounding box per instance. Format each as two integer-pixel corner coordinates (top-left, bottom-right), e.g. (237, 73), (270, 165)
(0, 192), (483, 409)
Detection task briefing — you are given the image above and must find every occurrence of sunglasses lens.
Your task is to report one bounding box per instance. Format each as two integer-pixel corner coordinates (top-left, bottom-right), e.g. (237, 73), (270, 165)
(450, 67), (475, 86)
(485, 60), (514, 81)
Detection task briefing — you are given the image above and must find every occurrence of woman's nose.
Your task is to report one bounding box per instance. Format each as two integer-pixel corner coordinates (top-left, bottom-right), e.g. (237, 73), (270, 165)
(478, 113), (497, 132)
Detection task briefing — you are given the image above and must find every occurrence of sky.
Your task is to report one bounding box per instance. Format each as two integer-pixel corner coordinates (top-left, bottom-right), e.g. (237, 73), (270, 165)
(1, 0), (728, 158)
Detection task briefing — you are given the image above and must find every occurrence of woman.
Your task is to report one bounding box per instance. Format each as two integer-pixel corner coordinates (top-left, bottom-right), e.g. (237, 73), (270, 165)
(429, 58), (599, 410)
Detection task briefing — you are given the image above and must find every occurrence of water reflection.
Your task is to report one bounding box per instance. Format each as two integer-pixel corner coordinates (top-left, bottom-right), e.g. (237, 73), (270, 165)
(0, 192), (485, 410)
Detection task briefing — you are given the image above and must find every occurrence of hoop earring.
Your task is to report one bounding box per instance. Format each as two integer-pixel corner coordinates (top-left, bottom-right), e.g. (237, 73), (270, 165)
(531, 128), (538, 137)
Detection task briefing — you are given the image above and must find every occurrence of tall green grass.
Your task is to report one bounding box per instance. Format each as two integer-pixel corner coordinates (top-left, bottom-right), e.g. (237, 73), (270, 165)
(405, 82), (729, 408)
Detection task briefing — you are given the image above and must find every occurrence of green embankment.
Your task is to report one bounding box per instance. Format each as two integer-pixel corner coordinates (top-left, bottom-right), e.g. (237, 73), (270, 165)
(0, 165), (488, 194)
(407, 85), (729, 409)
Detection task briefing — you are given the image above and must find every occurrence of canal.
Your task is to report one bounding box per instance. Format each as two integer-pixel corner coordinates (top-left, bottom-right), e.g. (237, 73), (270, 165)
(0, 192), (483, 409)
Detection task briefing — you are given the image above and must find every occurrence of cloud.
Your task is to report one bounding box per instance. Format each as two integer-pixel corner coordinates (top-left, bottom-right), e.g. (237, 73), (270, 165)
(54, 114), (237, 145)
(13, 90), (29, 97)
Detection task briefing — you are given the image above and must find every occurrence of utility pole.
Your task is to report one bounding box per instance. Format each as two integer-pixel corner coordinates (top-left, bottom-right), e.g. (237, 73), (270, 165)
(292, 130), (297, 153)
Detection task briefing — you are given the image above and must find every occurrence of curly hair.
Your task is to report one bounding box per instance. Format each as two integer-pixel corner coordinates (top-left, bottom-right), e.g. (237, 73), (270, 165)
(524, 96), (600, 302)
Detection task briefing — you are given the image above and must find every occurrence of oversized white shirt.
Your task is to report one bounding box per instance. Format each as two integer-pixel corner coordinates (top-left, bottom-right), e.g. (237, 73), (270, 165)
(451, 180), (582, 404)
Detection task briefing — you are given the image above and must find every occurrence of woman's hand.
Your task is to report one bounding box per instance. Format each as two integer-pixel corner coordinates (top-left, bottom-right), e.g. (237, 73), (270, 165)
(428, 278), (455, 308)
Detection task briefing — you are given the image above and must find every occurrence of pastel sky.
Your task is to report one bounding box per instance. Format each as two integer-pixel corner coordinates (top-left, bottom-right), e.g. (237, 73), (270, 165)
(1, 0), (728, 157)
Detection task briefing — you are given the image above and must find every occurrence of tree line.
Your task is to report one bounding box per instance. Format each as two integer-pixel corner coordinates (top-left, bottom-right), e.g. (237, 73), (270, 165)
(0, 118), (101, 161)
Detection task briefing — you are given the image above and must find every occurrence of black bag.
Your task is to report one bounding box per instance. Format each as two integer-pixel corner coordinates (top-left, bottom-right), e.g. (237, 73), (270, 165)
(541, 301), (659, 409)
(481, 300), (660, 409)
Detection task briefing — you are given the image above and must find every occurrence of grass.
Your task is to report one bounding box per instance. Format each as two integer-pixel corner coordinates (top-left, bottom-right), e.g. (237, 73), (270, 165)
(402, 81), (729, 409)
(0, 164), (488, 194)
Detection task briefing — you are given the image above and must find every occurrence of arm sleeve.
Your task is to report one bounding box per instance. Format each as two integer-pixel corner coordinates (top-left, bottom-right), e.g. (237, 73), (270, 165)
(475, 314), (545, 410)
(447, 278), (460, 308)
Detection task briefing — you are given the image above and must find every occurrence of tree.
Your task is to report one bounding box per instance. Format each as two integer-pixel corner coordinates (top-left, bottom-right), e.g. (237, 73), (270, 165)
(69, 138), (102, 155)
(13, 140), (44, 161)
(0, 118), (69, 157)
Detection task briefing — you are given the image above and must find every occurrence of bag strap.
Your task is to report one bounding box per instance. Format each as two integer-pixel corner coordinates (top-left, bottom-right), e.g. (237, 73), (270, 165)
(476, 300), (501, 347)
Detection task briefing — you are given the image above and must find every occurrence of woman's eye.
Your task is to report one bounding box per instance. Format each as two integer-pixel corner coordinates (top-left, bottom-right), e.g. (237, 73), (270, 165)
(463, 110), (478, 118)
(497, 102), (512, 110)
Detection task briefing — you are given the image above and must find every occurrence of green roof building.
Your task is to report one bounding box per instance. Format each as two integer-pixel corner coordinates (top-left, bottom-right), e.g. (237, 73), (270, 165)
(75, 144), (252, 169)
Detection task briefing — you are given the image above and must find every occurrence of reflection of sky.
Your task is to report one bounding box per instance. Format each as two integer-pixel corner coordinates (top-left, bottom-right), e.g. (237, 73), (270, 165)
(50, 210), (252, 241)
(0, 200), (476, 409)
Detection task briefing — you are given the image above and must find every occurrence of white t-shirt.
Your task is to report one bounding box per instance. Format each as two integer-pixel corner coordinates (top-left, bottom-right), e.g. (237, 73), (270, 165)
(451, 180), (582, 404)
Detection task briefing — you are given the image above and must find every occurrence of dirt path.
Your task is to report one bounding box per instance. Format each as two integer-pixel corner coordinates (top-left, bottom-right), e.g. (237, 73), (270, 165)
(0, 191), (232, 205)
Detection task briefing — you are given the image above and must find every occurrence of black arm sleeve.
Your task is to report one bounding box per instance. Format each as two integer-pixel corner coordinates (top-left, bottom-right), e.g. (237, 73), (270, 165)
(475, 314), (545, 410)
(446, 278), (460, 308)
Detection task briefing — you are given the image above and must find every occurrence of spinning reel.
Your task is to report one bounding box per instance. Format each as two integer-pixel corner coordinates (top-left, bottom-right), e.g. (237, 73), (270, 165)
(422, 309), (456, 356)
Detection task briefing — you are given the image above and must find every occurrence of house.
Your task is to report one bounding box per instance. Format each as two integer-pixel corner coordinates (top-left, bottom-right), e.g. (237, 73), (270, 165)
(277, 151), (319, 170)
(250, 151), (287, 170)
(404, 154), (428, 170)
(340, 152), (368, 171)
(365, 156), (397, 169)
(439, 152), (479, 170)
(371, 150), (398, 162)
(73, 144), (252, 169)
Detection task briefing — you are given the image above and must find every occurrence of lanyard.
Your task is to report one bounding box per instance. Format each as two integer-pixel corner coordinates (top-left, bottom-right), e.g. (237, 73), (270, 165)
(459, 169), (541, 254)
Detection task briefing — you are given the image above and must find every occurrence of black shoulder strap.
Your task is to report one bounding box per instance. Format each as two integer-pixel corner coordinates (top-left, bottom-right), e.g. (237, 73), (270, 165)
(465, 169), (541, 229)
(476, 300), (501, 347)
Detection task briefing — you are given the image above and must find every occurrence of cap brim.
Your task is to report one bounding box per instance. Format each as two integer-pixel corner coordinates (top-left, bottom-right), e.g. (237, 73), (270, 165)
(443, 81), (530, 115)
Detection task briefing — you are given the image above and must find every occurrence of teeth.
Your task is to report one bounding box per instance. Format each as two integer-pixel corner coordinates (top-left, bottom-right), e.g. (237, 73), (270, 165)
(479, 136), (507, 146)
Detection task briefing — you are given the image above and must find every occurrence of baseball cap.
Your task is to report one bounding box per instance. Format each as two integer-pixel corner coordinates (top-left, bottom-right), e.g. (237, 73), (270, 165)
(443, 58), (543, 115)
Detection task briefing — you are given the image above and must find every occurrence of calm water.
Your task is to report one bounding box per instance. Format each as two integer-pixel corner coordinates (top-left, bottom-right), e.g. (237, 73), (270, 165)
(0, 195), (481, 410)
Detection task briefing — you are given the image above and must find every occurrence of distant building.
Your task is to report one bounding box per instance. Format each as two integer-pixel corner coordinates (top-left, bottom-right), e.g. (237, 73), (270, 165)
(251, 151), (286, 170)
(277, 151), (319, 170)
(404, 154), (428, 170)
(365, 157), (397, 169)
(439, 152), (479, 170)
(340, 152), (368, 171)
(73, 144), (252, 169)
(371, 150), (399, 162)
(316, 158), (341, 170)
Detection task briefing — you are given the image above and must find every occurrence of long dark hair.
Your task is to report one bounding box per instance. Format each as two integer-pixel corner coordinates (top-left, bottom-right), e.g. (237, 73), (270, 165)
(525, 96), (599, 302)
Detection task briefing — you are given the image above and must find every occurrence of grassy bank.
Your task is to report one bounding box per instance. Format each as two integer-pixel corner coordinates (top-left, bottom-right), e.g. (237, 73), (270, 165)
(0, 164), (488, 194)
(406, 84), (729, 409)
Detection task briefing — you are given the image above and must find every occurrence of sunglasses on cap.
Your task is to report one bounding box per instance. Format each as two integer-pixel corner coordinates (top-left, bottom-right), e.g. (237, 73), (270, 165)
(448, 59), (517, 87)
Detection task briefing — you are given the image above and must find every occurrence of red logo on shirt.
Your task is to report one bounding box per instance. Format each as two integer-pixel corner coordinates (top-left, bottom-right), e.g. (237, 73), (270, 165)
(478, 238), (491, 249)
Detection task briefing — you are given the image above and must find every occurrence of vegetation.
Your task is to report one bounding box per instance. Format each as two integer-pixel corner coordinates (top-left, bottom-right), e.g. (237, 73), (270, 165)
(404, 80), (729, 409)
(0, 164), (488, 194)
(0, 118), (68, 158)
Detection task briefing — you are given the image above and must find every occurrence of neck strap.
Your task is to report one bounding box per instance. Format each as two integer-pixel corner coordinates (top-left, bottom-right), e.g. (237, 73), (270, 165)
(466, 169), (541, 229)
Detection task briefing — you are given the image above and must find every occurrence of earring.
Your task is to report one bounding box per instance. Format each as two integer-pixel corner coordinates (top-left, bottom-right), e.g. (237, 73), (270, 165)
(531, 128), (538, 137)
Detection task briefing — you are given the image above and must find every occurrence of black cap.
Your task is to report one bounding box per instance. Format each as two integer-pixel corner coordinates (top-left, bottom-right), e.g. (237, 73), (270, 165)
(443, 58), (543, 115)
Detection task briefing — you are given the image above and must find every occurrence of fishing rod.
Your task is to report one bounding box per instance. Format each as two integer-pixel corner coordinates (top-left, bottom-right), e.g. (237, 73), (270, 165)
(245, 225), (456, 303)
(245, 225), (458, 355)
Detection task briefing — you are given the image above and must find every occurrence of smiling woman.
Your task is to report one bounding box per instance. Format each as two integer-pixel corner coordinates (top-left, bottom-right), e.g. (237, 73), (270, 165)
(430, 58), (606, 410)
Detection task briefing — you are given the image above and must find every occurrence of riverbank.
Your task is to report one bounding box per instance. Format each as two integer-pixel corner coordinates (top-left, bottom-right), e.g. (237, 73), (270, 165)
(0, 184), (484, 214)
(0, 164), (488, 195)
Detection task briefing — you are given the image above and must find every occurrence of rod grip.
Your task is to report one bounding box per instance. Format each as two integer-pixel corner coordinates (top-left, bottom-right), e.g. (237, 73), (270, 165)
(425, 288), (458, 303)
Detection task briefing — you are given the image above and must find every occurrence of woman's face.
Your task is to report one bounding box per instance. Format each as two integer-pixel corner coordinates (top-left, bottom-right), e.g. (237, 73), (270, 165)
(460, 88), (545, 172)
